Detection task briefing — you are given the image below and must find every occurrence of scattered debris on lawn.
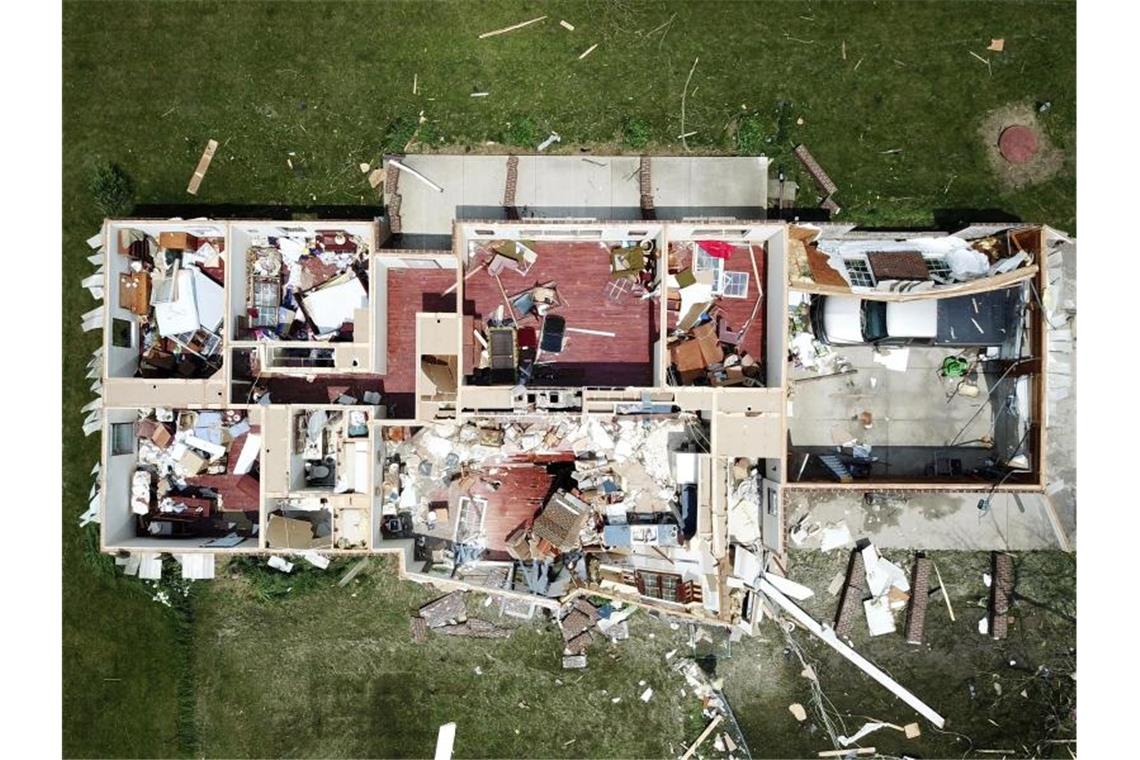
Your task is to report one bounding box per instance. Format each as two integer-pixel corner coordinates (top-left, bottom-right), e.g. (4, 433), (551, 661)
(478, 15), (547, 39)
(410, 615), (428, 644)
(186, 138), (218, 195)
(434, 722), (456, 760)
(789, 702), (808, 722)
(761, 575), (946, 727)
(435, 618), (512, 639)
(337, 557), (370, 587)
(267, 555), (294, 573)
(793, 143), (840, 215)
(560, 20), (574, 31)
(681, 713), (723, 760)
(420, 591), (468, 628)
(988, 38), (1005, 52)
(578, 43), (598, 60)
(536, 132), (561, 152)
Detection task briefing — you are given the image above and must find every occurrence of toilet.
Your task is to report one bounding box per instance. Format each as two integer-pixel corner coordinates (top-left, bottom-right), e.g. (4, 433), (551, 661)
(306, 462), (331, 480)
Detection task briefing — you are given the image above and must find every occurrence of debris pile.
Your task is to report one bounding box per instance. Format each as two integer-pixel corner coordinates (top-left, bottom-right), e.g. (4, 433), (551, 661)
(666, 240), (764, 387)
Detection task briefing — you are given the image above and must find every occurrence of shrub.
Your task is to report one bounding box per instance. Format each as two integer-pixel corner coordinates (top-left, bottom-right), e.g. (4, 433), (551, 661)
(736, 114), (765, 156)
(622, 116), (651, 150)
(503, 115), (539, 148)
(89, 162), (133, 216)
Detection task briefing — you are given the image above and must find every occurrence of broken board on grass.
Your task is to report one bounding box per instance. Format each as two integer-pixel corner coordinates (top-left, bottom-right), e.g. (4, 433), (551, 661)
(760, 577), (946, 728)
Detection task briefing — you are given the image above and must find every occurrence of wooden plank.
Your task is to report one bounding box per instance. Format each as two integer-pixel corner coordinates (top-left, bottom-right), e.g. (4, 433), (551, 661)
(761, 578), (946, 728)
(478, 15), (546, 39)
(186, 139), (219, 195)
(681, 714), (724, 760)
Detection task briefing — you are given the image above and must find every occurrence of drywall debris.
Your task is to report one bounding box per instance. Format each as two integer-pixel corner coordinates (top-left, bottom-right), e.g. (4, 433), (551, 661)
(434, 722), (457, 760)
(560, 20), (575, 31)
(267, 555), (294, 573)
(789, 703), (808, 722)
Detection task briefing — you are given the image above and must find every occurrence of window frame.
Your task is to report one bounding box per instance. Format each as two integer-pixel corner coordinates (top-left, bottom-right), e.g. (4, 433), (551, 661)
(110, 422), (135, 456)
(842, 257), (876, 288)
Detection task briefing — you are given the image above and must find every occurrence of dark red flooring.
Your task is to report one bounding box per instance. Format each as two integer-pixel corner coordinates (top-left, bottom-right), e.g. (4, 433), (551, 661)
(669, 241), (766, 364)
(384, 266), (458, 417)
(461, 241), (657, 387)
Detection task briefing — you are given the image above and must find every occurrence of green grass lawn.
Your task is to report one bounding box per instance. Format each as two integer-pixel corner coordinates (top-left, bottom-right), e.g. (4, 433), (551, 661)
(61, 1), (1076, 757)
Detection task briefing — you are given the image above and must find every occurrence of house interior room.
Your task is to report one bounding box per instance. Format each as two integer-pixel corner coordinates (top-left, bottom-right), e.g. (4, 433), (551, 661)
(101, 406), (262, 551)
(103, 221), (228, 381)
(288, 407), (372, 494)
(664, 225), (779, 388)
(783, 224), (1047, 487)
(457, 224), (664, 390)
(227, 346), (385, 407)
(227, 221), (373, 344)
(372, 411), (721, 609)
(373, 252), (459, 419)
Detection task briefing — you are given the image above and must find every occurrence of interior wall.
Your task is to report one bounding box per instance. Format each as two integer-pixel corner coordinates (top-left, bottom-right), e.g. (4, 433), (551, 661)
(102, 408), (140, 547)
(228, 225), (250, 338)
(104, 233), (140, 378)
(765, 230), (787, 390)
(372, 259), (389, 374)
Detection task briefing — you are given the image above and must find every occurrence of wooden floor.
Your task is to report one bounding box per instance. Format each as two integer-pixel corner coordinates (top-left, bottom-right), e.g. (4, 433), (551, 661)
(385, 267), (458, 417)
(462, 241), (657, 388)
(668, 241), (766, 365)
(441, 456), (576, 560)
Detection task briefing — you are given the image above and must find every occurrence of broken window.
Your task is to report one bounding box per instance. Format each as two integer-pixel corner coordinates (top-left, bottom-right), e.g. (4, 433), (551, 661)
(111, 318), (133, 348)
(110, 422), (135, 455)
(842, 257), (875, 287)
(719, 270), (749, 298)
(923, 256), (952, 280)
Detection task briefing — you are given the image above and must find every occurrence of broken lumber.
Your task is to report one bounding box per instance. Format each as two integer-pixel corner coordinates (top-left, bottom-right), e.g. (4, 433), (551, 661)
(760, 577), (946, 728)
(578, 43), (598, 60)
(930, 558), (956, 621)
(989, 552), (1014, 640)
(681, 714), (724, 760)
(818, 748), (875, 758)
(905, 554), (932, 645)
(186, 139), (218, 195)
(478, 15), (546, 39)
(834, 548), (866, 638)
(794, 143), (839, 196)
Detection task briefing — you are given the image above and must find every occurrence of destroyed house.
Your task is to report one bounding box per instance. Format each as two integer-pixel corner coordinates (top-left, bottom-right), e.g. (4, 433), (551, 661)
(83, 154), (1064, 630)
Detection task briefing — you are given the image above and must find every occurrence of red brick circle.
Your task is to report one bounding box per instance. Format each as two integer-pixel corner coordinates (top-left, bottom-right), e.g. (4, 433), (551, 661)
(998, 125), (1039, 164)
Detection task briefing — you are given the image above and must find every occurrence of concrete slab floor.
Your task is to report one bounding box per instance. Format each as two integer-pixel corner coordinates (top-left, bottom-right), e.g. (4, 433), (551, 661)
(784, 488), (1063, 550)
(788, 345), (997, 448)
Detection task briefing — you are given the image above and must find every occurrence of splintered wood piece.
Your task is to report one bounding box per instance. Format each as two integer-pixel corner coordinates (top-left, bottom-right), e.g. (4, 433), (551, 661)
(187, 139), (219, 195)
(478, 15), (547, 39)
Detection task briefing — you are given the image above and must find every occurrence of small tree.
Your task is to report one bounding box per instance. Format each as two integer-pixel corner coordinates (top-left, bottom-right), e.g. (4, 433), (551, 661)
(89, 162), (134, 217)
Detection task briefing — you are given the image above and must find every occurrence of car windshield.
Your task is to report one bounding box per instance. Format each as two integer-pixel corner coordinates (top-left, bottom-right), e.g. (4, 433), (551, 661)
(861, 300), (889, 342)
